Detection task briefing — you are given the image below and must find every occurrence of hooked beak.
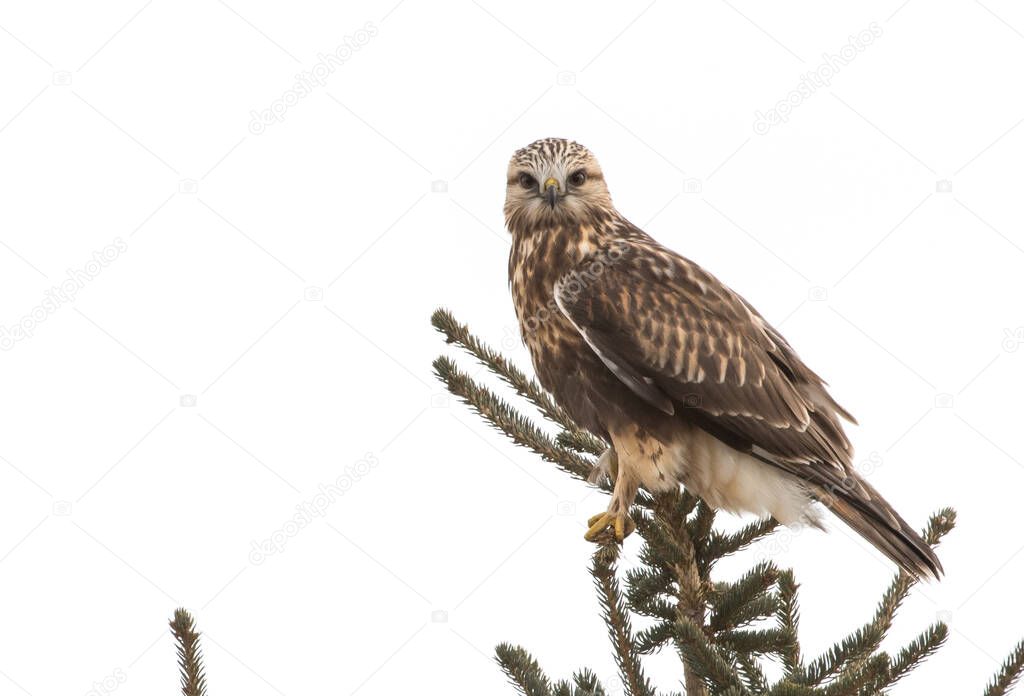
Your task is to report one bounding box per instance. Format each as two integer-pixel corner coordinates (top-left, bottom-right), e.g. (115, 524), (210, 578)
(543, 177), (559, 208)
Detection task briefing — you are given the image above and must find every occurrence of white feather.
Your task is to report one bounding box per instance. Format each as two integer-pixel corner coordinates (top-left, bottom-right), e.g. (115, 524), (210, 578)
(619, 424), (820, 528)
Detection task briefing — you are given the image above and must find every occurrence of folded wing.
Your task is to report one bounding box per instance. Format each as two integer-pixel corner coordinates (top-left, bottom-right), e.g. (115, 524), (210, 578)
(553, 237), (854, 469)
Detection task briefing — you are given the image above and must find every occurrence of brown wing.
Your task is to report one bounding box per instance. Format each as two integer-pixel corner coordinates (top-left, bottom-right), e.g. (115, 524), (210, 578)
(554, 237), (854, 469)
(554, 236), (947, 578)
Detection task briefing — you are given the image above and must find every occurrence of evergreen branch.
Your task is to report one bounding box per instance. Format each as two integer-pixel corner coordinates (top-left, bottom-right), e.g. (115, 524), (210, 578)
(552, 680), (574, 696)
(674, 489), (701, 521)
(433, 356), (592, 480)
(802, 508), (956, 688)
(775, 570), (803, 678)
(625, 566), (674, 616)
(799, 587), (894, 687)
(633, 621), (675, 655)
(651, 494), (710, 696)
(626, 522), (681, 621)
(729, 593), (784, 635)
(763, 682), (818, 696)
(591, 543), (656, 696)
(707, 518), (780, 559)
(923, 507), (956, 546)
(718, 628), (789, 657)
(690, 501), (718, 572)
(573, 669), (609, 696)
(169, 608), (209, 696)
(556, 429), (607, 457)
(674, 618), (747, 694)
(636, 506), (688, 571)
(631, 595), (677, 625)
(735, 651), (770, 693)
(983, 638), (1024, 696)
(432, 308), (589, 440)
(496, 643), (554, 696)
(709, 561), (780, 632)
(878, 621), (948, 690)
(770, 676), (819, 696)
(820, 653), (891, 696)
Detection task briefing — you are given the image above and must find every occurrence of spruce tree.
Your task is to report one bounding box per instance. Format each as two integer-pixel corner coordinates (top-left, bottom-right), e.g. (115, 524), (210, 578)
(432, 307), (1024, 696)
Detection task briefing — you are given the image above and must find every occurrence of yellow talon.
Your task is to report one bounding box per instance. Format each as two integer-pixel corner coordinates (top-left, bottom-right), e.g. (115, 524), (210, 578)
(584, 511), (635, 542)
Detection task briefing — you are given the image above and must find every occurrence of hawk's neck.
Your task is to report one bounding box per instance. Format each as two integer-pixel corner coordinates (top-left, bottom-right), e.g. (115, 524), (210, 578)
(507, 218), (626, 291)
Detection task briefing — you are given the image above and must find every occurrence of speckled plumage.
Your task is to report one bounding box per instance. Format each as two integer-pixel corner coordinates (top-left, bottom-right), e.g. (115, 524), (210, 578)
(505, 137), (941, 579)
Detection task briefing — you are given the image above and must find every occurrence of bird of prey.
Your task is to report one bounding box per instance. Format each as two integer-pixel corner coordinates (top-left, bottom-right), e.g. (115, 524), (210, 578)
(505, 137), (941, 579)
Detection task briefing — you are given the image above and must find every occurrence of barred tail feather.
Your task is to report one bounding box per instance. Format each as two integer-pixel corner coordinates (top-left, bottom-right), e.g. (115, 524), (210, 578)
(750, 449), (944, 580)
(813, 476), (943, 581)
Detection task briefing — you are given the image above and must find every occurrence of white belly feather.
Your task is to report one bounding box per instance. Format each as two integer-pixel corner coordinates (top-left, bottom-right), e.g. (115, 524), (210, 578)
(612, 424), (821, 528)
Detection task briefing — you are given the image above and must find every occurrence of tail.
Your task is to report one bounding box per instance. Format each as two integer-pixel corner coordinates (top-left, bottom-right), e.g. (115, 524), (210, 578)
(810, 473), (943, 581)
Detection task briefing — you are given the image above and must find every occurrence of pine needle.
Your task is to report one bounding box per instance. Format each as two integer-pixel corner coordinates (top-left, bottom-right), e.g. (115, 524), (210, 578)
(573, 668), (609, 695)
(496, 644), (553, 696)
(983, 638), (1024, 696)
(820, 652), (890, 696)
(432, 308), (601, 450)
(707, 517), (780, 560)
(169, 608), (209, 696)
(775, 570), (802, 678)
(709, 561), (780, 632)
(591, 543), (655, 696)
(556, 428), (607, 457)
(433, 355), (592, 480)
(736, 651), (769, 693)
(883, 621), (948, 689)
(674, 617), (747, 694)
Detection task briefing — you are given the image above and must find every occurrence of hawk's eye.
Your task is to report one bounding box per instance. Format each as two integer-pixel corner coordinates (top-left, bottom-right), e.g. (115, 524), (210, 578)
(518, 173), (536, 189)
(569, 169), (587, 187)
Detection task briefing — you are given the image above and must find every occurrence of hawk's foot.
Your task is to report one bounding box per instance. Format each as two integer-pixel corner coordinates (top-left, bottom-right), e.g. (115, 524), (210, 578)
(584, 510), (635, 542)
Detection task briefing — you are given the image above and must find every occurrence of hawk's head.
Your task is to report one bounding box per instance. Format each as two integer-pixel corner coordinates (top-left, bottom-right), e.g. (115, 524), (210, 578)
(504, 138), (612, 233)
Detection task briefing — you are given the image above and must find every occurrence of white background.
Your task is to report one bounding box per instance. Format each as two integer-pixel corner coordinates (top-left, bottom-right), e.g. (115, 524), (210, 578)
(1, 1), (1023, 694)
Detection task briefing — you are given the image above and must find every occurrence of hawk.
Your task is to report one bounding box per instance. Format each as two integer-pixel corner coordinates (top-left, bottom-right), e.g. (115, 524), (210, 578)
(505, 137), (941, 579)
